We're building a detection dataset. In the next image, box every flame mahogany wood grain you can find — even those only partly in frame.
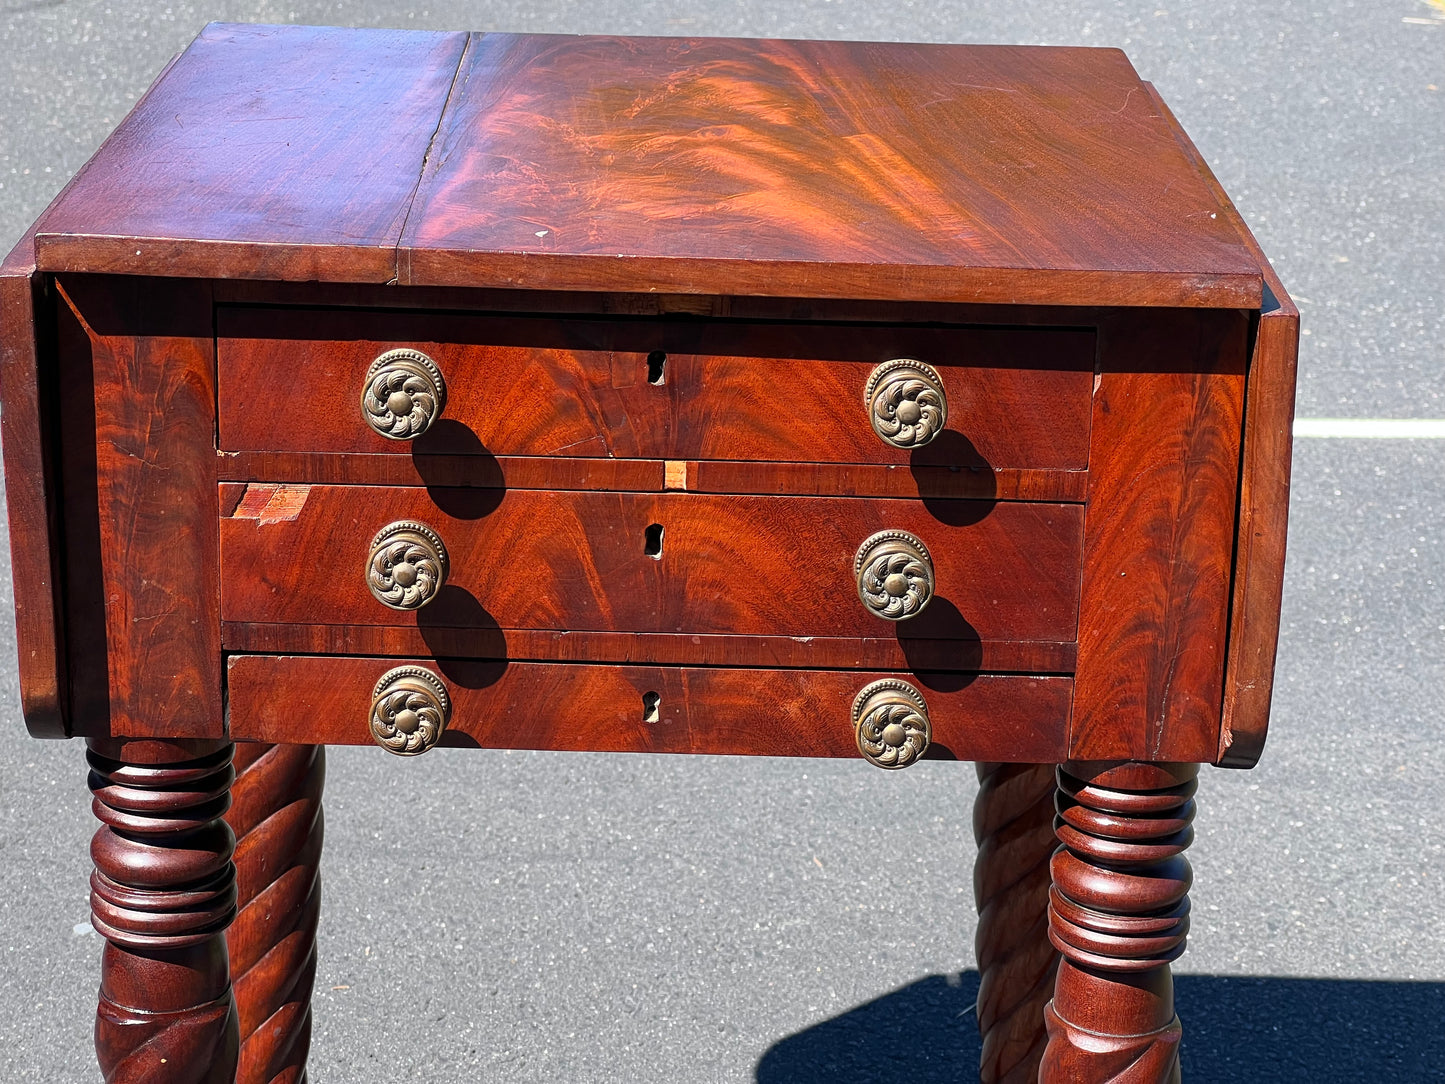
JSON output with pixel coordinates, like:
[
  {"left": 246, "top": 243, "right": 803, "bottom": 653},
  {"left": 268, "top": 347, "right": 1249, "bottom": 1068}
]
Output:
[
  {"left": 220, "top": 622, "right": 1077, "bottom": 673},
  {"left": 1070, "top": 309, "right": 1248, "bottom": 764},
  {"left": 87, "top": 738, "right": 239, "bottom": 1084},
  {"left": 226, "top": 743, "right": 324, "bottom": 1084},
  {"left": 219, "top": 485, "right": 1083, "bottom": 643},
  {"left": 218, "top": 307, "right": 1094, "bottom": 468},
  {"left": 1144, "top": 84, "right": 1299, "bottom": 769},
  {"left": 226, "top": 655, "right": 1073, "bottom": 761},
  {"left": 33, "top": 23, "right": 469, "bottom": 284},
  {"left": 0, "top": 47, "right": 196, "bottom": 738},
  {"left": 401, "top": 35, "right": 1260, "bottom": 307},
  {"left": 1042, "top": 761, "right": 1198, "bottom": 1083},
  {"left": 29, "top": 29, "right": 1260, "bottom": 308},
  {"left": 55, "top": 276, "right": 224, "bottom": 739},
  {"left": 973, "top": 762, "right": 1060, "bottom": 1084}
]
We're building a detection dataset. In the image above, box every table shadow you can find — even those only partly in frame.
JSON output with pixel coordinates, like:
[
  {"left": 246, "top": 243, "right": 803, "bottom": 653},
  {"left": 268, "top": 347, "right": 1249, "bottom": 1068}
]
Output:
[{"left": 754, "top": 971, "right": 1445, "bottom": 1083}]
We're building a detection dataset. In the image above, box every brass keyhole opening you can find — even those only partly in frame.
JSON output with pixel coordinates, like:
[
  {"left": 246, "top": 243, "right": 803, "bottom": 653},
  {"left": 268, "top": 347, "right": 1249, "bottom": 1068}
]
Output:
[
  {"left": 642, "top": 691, "right": 661, "bottom": 723},
  {"left": 644, "top": 523, "right": 664, "bottom": 559},
  {"left": 647, "top": 351, "right": 667, "bottom": 385}
]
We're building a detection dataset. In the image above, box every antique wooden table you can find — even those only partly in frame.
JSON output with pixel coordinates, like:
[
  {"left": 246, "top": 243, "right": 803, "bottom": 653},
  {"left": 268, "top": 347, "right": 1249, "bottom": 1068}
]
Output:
[{"left": 0, "top": 23, "right": 1297, "bottom": 1084}]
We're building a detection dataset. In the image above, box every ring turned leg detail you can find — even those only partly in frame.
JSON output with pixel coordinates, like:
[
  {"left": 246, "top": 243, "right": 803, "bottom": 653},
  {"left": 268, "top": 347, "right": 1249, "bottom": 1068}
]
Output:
[
  {"left": 87, "top": 738, "right": 240, "bottom": 1084},
  {"left": 226, "top": 743, "right": 325, "bottom": 1084},
  {"left": 1040, "top": 761, "right": 1198, "bottom": 1083},
  {"left": 972, "top": 762, "right": 1060, "bottom": 1083}
]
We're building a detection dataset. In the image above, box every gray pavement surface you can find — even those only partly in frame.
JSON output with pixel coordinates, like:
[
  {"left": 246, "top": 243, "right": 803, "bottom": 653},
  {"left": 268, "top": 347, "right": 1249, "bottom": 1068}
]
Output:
[{"left": 0, "top": 1, "right": 1442, "bottom": 1080}]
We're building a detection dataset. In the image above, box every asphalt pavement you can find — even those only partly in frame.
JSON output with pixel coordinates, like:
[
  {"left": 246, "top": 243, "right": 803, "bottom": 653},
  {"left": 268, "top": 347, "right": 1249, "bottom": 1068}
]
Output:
[{"left": 0, "top": 1, "right": 1442, "bottom": 1080}]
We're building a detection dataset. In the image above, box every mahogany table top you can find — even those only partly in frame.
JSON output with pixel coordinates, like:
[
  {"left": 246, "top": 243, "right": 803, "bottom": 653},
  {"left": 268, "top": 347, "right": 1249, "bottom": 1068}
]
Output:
[{"left": 28, "top": 22, "right": 1261, "bottom": 308}]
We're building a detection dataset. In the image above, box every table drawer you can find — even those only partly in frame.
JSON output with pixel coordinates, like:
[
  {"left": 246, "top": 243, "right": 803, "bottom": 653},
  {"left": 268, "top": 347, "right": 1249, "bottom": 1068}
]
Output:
[
  {"left": 219, "top": 484, "right": 1083, "bottom": 643},
  {"left": 217, "top": 307, "right": 1094, "bottom": 469},
  {"left": 226, "top": 653, "right": 1073, "bottom": 763}
]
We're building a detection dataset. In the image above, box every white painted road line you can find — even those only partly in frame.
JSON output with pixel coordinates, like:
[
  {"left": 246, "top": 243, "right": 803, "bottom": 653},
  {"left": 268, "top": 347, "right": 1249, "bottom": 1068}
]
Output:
[{"left": 1293, "top": 418, "right": 1445, "bottom": 438}]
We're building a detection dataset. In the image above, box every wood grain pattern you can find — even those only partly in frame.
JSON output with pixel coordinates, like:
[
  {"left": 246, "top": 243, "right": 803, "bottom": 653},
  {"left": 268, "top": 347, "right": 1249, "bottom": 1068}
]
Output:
[
  {"left": 1144, "top": 84, "right": 1298, "bottom": 769},
  {"left": 402, "top": 35, "right": 1260, "bottom": 306},
  {"left": 226, "top": 743, "right": 324, "bottom": 1084},
  {"left": 1042, "top": 761, "right": 1197, "bottom": 1083},
  {"left": 219, "top": 485, "right": 1083, "bottom": 643},
  {"left": 219, "top": 622, "right": 1077, "bottom": 673},
  {"left": 226, "top": 654, "right": 1073, "bottom": 761},
  {"left": 973, "top": 762, "right": 1059, "bottom": 1084},
  {"left": 29, "top": 29, "right": 1260, "bottom": 307},
  {"left": 218, "top": 306, "right": 1093, "bottom": 468},
  {"left": 56, "top": 276, "right": 223, "bottom": 738},
  {"left": 1069, "top": 310, "right": 1247, "bottom": 763},
  {"left": 87, "top": 738, "right": 239, "bottom": 1084},
  {"left": 0, "top": 49, "right": 203, "bottom": 740},
  {"left": 34, "top": 23, "right": 468, "bottom": 283}
]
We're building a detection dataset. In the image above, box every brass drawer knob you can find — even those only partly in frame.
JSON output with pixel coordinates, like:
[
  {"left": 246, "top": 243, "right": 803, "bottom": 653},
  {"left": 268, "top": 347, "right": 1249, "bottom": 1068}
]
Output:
[
  {"left": 370, "top": 666, "right": 450, "bottom": 756},
  {"left": 865, "top": 358, "right": 947, "bottom": 449},
  {"left": 361, "top": 348, "right": 447, "bottom": 439},
  {"left": 367, "top": 521, "right": 448, "bottom": 610},
  {"left": 853, "top": 678, "right": 931, "bottom": 769},
  {"left": 855, "top": 530, "right": 934, "bottom": 621}
]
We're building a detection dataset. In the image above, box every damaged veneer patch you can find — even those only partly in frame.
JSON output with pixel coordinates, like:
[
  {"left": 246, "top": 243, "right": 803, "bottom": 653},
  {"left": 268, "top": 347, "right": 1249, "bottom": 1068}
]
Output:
[{"left": 231, "top": 483, "right": 312, "bottom": 524}]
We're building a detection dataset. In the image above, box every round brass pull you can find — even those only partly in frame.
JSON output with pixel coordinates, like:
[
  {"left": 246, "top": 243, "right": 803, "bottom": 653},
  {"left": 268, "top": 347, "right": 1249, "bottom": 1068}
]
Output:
[
  {"left": 853, "top": 678, "right": 931, "bottom": 769},
  {"left": 361, "top": 348, "right": 447, "bottom": 439},
  {"left": 855, "top": 530, "right": 934, "bottom": 621},
  {"left": 864, "top": 358, "right": 947, "bottom": 449},
  {"left": 370, "top": 666, "right": 450, "bottom": 756},
  {"left": 367, "top": 521, "right": 448, "bottom": 610}
]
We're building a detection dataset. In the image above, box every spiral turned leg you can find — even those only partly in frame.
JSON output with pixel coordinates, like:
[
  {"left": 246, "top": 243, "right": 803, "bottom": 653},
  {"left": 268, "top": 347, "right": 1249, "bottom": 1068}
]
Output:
[
  {"left": 226, "top": 743, "right": 325, "bottom": 1084},
  {"left": 972, "top": 762, "right": 1060, "bottom": 1084},
  {"left": 1041, "top": 761, "right": 1199, "bottom": 1084},
  {"left": 87, "top": 738, "right": 240, "bottom": 1084}
]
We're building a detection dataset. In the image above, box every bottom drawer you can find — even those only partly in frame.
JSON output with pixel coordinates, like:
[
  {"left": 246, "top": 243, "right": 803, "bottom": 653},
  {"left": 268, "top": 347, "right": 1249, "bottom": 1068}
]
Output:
[{"left": 226, "top": 655, "right": 1071, "bottom": 764}]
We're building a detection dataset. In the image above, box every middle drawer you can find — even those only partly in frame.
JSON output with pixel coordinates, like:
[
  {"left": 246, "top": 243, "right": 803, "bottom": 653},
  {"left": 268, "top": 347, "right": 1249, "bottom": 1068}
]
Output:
[{"left": 220, "top": 485, "right": 1082, "bottom": 644}]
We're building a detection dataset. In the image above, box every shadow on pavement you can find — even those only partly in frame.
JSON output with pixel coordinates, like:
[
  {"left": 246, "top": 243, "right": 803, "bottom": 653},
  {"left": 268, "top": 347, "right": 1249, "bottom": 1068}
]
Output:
[{"left": 755, "top": 971, "right": 1445, "bottom": 1082}]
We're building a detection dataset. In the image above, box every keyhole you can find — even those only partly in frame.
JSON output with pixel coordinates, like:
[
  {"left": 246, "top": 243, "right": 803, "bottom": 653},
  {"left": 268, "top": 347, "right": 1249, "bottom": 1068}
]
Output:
[
  {"left": 644, "top": 523, "right": 664, "bottom": 558},
  {"left": 642, "top": 691, "right": 661, "bottom": 723},
  {"left": 647, "top": 351, "right": 667, "bottom": 385}
]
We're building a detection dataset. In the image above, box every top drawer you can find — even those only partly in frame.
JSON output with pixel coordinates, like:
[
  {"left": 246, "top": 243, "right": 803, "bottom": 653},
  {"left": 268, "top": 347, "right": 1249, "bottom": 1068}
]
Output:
[{"left": 217, "top": 308, "right": 1094, "bottom": 469}]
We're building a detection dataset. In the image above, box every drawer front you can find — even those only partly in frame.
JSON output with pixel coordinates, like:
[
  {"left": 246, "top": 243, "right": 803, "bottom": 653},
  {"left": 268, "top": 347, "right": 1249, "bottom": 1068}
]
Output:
[
  {"left": 217, "top": 307, "right": 1094, "bottom": 469},
  {"left": 226, "top": 654, "right": 1073, "bottom": 763},
  {"left": 220, "top": 485, "right": 1083, "bottom": 643}
]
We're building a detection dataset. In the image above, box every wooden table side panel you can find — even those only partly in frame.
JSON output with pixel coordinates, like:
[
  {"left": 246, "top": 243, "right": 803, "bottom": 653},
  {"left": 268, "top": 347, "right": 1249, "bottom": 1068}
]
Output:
[
  {"left": 56, "top": 276, "right": 223, "bottom": 738},
  {"left": 1217, "top": 295, "right": 1297, "bottom": 767},
  {"left": 227, "top": 654, "right": 1072, "bottom": 761},
  {"left": 0, "top": 260, "right": 67, "bottom": 735},
  {"left": 1143, "top": 82, "right": 1299, "bottom": 768},
  {"left": 1070, "top": 309, "right": 1248, "bottom": 762},
  {"left": 219, "top": 487, "right": 1084, "bottom": 642},
  {"left": 0, "top": 69, "right": 193, "bottom": 737}
]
